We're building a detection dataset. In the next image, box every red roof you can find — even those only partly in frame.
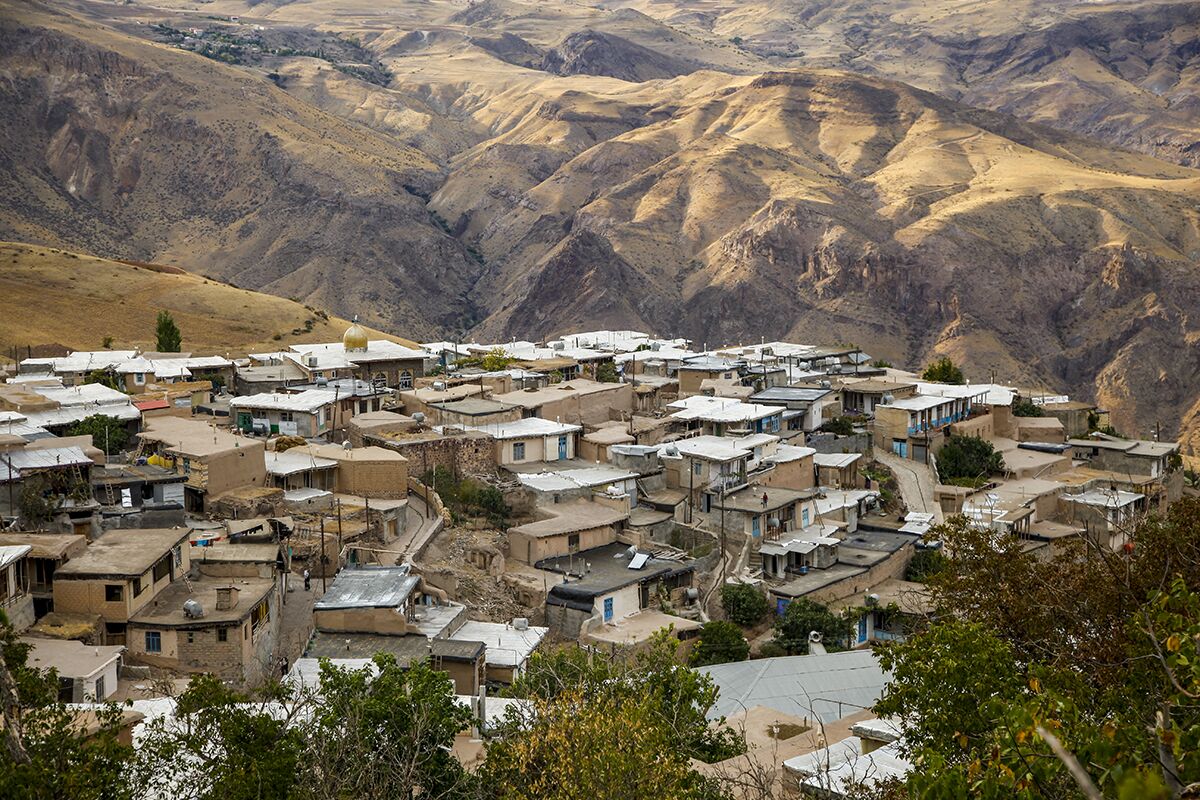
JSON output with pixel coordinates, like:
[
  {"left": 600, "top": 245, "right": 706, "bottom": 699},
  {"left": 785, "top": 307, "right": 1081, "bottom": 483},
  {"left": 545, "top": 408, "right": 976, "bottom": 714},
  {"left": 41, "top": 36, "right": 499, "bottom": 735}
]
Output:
[{"left": 134, "top": 399, "right": 170, "bottom": 411}]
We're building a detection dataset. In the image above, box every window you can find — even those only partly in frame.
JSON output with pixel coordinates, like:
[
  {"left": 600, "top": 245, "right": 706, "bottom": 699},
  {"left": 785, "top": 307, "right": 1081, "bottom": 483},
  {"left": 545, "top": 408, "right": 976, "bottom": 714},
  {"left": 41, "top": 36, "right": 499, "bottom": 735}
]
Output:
[
  {"left": 568, "top": 533, "right": 580, "bottom": 552},
  {"left": 251, "top": 598, "right": 270, "bottom": 633},
  {"left": 603, "top": 597, "right": 614, "bottom": 622},
  {"left": 186, "top": 632, "right": 195, "bottom": 644},
  {"left": 153, "top": 555, "right": 171, "bottom": 583},
  {"left": 279, "top": 411, "right": 295, "bottom": 422},
  {"left": 132, "top": 577, "right": 143, "bottom": 596},
  {"left": 692, "top": 461, "right": 702, "bottom": 476},
  {"left": 217, "top": 628, "right": 228, "bottom": 642},
  {"left": 512, "top": 442, "right": 526, "bottom": 461},
  {"left": 144, "top": 631, "right": 161, "bottom": 653},
  {"left": 359, "top": 400, "right": 368, "bottom": 414},
  {"left": 94, "top": 675, "right": 105, "bottom": 700},
  {"left": 801, "top": 508, "right": 810, "bottom": 527},
  {"left": 105, "top": 584, "right": 123, "bottom": 602},
  {"left": 134, "top": 373, "right": 146, "bottom": 385}
]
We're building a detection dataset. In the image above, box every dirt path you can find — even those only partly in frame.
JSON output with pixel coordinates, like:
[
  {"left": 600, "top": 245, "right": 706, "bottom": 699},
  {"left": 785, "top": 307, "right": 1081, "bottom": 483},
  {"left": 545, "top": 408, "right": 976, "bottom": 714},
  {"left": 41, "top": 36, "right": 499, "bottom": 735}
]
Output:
[{"left": 874, "top": 450, "right": 944, "bottom": 523}]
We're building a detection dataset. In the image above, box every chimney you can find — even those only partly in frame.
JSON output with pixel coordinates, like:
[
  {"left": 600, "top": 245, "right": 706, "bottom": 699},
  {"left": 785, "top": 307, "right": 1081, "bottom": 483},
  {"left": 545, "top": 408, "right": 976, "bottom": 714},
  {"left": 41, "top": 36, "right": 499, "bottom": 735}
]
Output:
[{"left": 215, "top": 586, "right": 239, "bottom": 611}]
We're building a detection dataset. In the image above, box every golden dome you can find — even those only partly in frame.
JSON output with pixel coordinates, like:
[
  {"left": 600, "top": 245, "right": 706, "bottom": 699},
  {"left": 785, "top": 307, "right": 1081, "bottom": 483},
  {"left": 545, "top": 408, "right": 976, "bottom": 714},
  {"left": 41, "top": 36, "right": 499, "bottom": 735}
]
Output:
[{"left": 343, "top": 316, "right": 369, "bottom": 352}]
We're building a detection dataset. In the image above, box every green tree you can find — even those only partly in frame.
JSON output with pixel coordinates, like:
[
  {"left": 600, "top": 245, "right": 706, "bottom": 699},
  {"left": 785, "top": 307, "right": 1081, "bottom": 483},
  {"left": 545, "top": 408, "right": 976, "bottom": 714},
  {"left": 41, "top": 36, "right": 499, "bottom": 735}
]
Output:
[
  {"left": 773, "top": 598, "right": 849, "bottom": 654},
  {"left": 480, "top": 347, "right": 514, "bottom": 372},
  {"left": 872, "top": 359, "right": 893, "bottom": 369},
  {"left": 921, "top": 356, "right": 965, "bottom": 384},
  {"left": 904, "top": 547, "right": 948, "bottom": 582},
  {"left": 594, "top": 360, "right": 619, "bottom": 383},
  {"left": 936, "top": 435, "right": 1004, "bottom": 484},
  {"left": 133, "top": 674, "right": 303, "bottom": 800},
  {"left": 67, "top": 414, "right": 128, "bottom": 455},
  {"left": 1011, "top": 397, "right": 1044, "bottom": 417},
  {"left": 820, "top": 416, "right": 856, "bottom": 436},
  {"left": 298, "top": 656, "right": 476, "bottom": 800},
  {"left": 0, "top": 612, "right": 133, "bottom": 800},
  {"left": 508, "top": 631, "right": 745, "bottom": 763},
  {"left": 83, "top": 368, "right": 121, "bottom": 391},
  {"left": 484, "top": 688, "right": 724, "bottom": 800},
  {"left": 689, "top": 620, "right": 750, "bottom": 666},
  {"left": 720, "top": 582, "right": 769, "bottom": 627},
  {"left": 155, "top": 309, "right": 182, "bottom": 352}
]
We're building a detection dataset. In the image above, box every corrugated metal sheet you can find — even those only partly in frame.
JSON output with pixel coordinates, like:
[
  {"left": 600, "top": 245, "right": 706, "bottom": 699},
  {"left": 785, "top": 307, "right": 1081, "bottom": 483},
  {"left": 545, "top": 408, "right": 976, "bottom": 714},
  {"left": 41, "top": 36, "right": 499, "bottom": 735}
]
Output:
[
  {"left": 314, "top": 566, "right": 418, "bottom": 610},
  {"left": 698, "top": 650, "right": 887, "bottom": 723}
]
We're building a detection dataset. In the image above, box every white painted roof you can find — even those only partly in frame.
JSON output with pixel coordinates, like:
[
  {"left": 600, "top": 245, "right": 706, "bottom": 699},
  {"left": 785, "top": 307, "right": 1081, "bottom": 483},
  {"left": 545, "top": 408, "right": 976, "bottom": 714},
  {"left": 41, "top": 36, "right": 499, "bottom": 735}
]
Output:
[
  {"left": 668, "top": 396, "right": 780, "bottom": 423},
  {"left": 1068, "top": 489, "right": 1144, "bottom": 508},
  {"left": 0, "top": 545, "right": 31, "bottom": 569},
  {"left": 230, "top": 390, "right": 338, "bottom": 413},
  {"left": 518, "top": 466, "right": 637, "bottom": 492},
  {"left": 813, "top": 452, "right": 861, "bottom": 469},
  {"left": 264, "top": 450, "right": 338, "bottom": 476},
  {"left": 462, "top": 417, "right": 581, "bottom": 440},
  {"left": 449, "top": 620, "right": 549, "bottom": 668}
]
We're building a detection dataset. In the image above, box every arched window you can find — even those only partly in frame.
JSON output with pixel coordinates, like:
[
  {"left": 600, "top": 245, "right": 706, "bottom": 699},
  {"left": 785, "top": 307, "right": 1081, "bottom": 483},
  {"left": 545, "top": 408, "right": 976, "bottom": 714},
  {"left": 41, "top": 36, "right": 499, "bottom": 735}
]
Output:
[{"left": 398, "top": 370, "right": 413, "bottom": 390}]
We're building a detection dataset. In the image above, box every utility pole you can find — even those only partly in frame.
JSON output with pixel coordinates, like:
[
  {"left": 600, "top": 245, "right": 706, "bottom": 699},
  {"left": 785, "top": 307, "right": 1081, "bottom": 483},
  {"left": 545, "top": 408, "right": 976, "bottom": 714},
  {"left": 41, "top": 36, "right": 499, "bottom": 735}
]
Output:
[
  {"left": 319, "top": 516, "right": 327, "bottom": 593},
  {"left": 336, "top": 498, "right": 344, "bottom": 557},
  {"left": 719, "top": 485, "right": 727, "bottom": 583}
]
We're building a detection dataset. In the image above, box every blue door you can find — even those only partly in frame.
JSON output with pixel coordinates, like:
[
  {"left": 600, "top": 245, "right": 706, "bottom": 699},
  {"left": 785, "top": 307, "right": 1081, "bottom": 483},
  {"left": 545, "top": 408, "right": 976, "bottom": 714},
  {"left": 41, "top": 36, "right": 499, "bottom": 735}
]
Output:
[
  {"left": 558, "top": 436, "right": 568, "bottom": 460},
  {"left": 858, "top": 615, "right": 868, "bottom": 644},
  {"left": 752, "top": 517, "right": 761, "bottom": 538},
  {"left": 603, "top": 597, "right": 614, "bottom": 622}
]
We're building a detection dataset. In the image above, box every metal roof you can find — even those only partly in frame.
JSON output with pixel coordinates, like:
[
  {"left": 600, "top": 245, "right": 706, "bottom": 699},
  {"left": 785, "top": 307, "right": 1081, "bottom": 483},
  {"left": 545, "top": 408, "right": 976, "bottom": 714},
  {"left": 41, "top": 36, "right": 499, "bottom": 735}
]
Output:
[
  {"left": 699, "top": 650, "right": 888, "bottom": 723},
  {"left": 313, "top": 566, "right": 419, "bottom": 610},
  {"left": 1, "top": 445, "right": 93, "bottom": 480}
]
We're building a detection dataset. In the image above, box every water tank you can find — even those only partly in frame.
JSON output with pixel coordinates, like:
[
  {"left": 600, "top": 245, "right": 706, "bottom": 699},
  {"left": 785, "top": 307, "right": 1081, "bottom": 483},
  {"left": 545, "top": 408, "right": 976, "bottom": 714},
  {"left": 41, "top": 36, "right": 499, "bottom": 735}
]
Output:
[
  {"left": 183, "top": 599, "right": 204, "bottom": 619},
  {"left": 552, "top": 341, "right": 565, "bottom": 350},
  {"left": 684, "top": 587, "right": 699, "bottom": 602},
  {"left": 820, "top": 380, "right": 831, "bottom": 389},
  {"left": 866, "top": 593, "right": 880, "bottom": 607},
  {"left": 513, "top": 617, "right": 529, "bottom": 631},
  {"left": 412, "top": 412, "right": 426, "bottom": 424},
  {"left": 881, "top": 393, "right": 895, "bottom": 405},
  {"left": 808, "top": 631, "right": 823, "bottom": 643},
  {"left": 315, "top": 376, "right": 328, "bottom": 386},
  {"left": 651, "top": 342, "right": 661, "bottom": 351},
  {"left": 433, "top": 381, "right": 447, "bottom": 391}
]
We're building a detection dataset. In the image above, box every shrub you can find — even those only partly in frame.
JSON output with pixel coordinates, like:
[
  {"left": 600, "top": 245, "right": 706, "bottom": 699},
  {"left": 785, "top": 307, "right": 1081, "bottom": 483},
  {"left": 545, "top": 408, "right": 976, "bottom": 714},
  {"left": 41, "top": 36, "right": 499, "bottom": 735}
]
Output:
[
  {"left": 921, "top": 357, "right": 964, "bottom": 385},
  {"left": 773, "top": 598, "right": 849, "bottom": 654},
  {"left": 688, "top": 621, "right": 749, "bottom": 666},
  {"left": 905, "top": 548, "right": 948, "bottom": 583},
  {"left": 819, "top": 416, "right": 856, "bottom": 437},
  {"left": 1011, "top": 397, "right": 1043, "bottom": 417},
  {"left": 936, "top": 435, "right": 1004, "bottom": 483},
  {"left": 721, "top": 583, "right": 769, "bottom": 627}
]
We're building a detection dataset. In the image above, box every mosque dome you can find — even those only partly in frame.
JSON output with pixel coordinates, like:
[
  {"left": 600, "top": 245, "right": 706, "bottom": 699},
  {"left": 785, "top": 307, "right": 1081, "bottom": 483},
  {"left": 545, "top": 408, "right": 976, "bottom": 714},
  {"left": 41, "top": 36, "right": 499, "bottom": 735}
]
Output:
[{"left": 343, "top": 316, "right": 369, "bottom": 352}]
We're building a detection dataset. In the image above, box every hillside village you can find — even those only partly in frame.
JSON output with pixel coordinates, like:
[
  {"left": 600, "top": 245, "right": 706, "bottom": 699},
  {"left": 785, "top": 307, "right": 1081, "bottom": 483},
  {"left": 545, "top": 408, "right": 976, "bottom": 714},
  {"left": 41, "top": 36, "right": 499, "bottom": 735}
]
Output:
[{"left": 0, "top": 316, "right": 1189, "bottom": 797}]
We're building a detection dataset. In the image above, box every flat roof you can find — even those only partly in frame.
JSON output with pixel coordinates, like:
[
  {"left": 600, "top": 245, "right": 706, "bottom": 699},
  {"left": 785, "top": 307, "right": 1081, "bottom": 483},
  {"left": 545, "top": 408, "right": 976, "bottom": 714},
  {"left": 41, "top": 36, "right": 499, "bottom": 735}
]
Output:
[
  {"left": 813, "top": 452, "right": 861, "bottom": 469},
  {"left": 492, "top": 379, "right": 625, "bottom": 408},
  {"left": 139, "top": 417, "right": 259, "bottom": 457},
  {"left": 265, "top": 449, "right": 338, "bottom": 476},
  {"left": 668, "top": 396, "right": 780, "bottom": 423},
  {"left": 750, "top": 387, "right": 832, "bottom": 404},
  {"left": 0, "top": 532, "right": 86, "bottom": 560},
  {"left": 23, "top": 637, "right": 124, "bottom": 679},
  {"left": 305, "top": 631, "right": 484, "bottom": 663},
  {"left": 55, "top": 528, "right": 191, "bottom": 579},
  {"left": 541, "top": 542, "right": 695, "bottom": 601},
  {"left": 448, "top": 621, "right": 549, "bottom": 668},
  {"left": 719, "top": 485, "right": 817, "bottom": 513},
  {"left": 462, "top": 417, "right": 581, "bottom": 440},
  {"left": 508, "top": 500, "right": 629, "bottom": 539},
  {"left": 839, "top": 379, "right": 916, "bottom": 393},
  {"left": 314, "top": 566, "right": 419, "bottom": 610},
  {"left": 231, "top": 389, "right": 338, "bottom": 413},
  {"left": 429, "top": 397, "right": 518, "bottom": 416},
  {"left": 517, "top": 466, "right": 638, "bottom": 493},
  {"left": 130, "top": 576, "right": 276, "bottom": 627},
  {"left": 190, "top": 543, "right": 281, "bottom": 564}
]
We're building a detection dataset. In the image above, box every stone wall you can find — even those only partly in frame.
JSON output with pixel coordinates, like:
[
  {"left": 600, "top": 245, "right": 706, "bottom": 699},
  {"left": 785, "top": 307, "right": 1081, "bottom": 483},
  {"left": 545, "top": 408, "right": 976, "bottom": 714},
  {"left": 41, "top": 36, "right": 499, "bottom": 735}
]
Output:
[{"left": 367, "top": 431, "right": 496, "bottom": 480}]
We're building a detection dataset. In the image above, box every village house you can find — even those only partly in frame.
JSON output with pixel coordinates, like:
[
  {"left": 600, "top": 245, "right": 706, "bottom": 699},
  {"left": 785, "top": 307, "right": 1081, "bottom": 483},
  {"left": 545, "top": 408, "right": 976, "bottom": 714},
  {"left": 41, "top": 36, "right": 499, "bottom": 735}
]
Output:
[
  {"left": 0, "top": 436, "right": 98, "bottom": 530},
  {"left": 399, "top": 382, "right": 491, "bottom": 420},
  {"left": 307, "top": 565, "right": 485, "bottom": 694},
  {"left": 515, "top": 465, "right": 640, "bottom": 510},
  {"left": 126, "top": 575, "right": 280, "bottom": 684},
  {"left": 286, "top": 322, "right": 429, "bottom": 389},
  {"left": 446, "top": 619, "right": 549, "bottom": 686},
  {"left": 539, "top": 542, "right": 697, "bottom": 640},
  {"left": 814, "top": 452, "right": 862, "bottom": 489},
  {"left": 837, "top": 378, "right": 918, "bottom": 417},
  {"left": 874, "top": 385, "right": 990, "bottom": 462},
  {"left": 676, "top": 356, "right": 742, "bottom": 397},
  {"left": 506, "top": 500, "right": 629, "bottom": 564},
  {"left": 114, "top": 355, "right": 234, "bottom": 394},
  {"left": 287, "top": 443, "right": 409, "bottom": 499},
  {"left": 287, "top": 378, "right": 394, "bottom": 434},
  {"left": 22, "top": 636, "right": 123, "bottom": 701},
  {"left": 706, "top": 484, "right": 821, "bottom": 541},
  {"left": 52, "top": 527, "right": 192, "bottom": 645},
  {"left": 750, "top": 386, "right": 840, "bottom": 433},
  {"left": 231, "top": 390, "right": 338, "bottom": 438},
  {"left": 668, "top": 396, "right": 784, "bottom": 437},
  {"left": 0, "top": 532, "right": 87, "bottom": 618},
  {"left": 91, "top": 462, "right": 187, "bottom": 526},
  {"left": 137, "top": 417, "right": 267, "bottom": 512},
  {"left": 19, "top": 351, "right": 140, "bottom": 386},
  {"left": 491, "top": 379, "right": 633, "bottom": 428},
  {"left": 0, "top": 545, "right": 34, "bottom": 629},
  {"left": 0, "top": 379, "right": 140, "bottom": 436},
  {"left": 461, "top": 417, "right": 581, "bottom": 466},
  {"left": 233, "top": 358, "right": 307, "bottom": 396}
]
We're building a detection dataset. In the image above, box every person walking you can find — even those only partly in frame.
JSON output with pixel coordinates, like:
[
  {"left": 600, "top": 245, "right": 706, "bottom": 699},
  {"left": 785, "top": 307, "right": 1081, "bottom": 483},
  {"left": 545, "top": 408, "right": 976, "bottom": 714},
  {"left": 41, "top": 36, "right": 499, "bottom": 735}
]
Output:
[{"left": 303, "top": 568, "right": 311, "bottom": 591}]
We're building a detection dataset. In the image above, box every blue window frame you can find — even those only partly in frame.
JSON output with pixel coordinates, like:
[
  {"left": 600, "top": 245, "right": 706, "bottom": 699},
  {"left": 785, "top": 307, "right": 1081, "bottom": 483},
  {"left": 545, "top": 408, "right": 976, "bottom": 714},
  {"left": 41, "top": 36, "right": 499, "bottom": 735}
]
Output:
[
  {"left": 752, "top": 517, "right": 761, "bottom": 538},
  {"left": 145, "top": 631, "right": 161, "bottom": 654},
  {"left": 603, "top": 597, "right": 614, "bottom": 622}
]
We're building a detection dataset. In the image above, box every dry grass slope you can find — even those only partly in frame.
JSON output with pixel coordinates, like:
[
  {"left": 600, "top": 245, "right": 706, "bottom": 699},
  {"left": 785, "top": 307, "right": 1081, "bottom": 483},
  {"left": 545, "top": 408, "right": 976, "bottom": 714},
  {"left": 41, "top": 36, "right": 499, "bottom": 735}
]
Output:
[{"left": 0, "top": 243, "right": 412, "bottom": 355}]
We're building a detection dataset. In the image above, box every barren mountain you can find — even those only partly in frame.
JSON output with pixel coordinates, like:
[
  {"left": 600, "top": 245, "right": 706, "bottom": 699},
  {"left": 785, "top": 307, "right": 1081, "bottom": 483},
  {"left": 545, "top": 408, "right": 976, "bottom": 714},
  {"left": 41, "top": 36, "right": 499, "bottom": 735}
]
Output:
[{"left": 3, "top": 0, "right": 1200, "bottom": 445}]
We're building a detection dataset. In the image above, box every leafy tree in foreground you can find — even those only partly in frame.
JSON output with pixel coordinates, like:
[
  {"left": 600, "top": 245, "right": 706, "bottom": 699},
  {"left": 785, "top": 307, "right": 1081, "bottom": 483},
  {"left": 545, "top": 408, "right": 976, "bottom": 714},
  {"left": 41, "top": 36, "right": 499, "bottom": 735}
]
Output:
[
  {"left": 594, "top": 360, "right": 619, "bottom": 383},
  {"left": 507, "top": 630, "right": 745, "bottom": 763},
  {"left": 921, "top": 356, "right": 965, "bottom": 385},
  {"left": 873, "top": 499, "right": 1200, "bottom": 798},
  {"left": 0, "top": 613, "right": 132, "bottom": 800},
  {"left": 155, "top": 309, "right": 182, "bottom": 352},
  {"left": 773, "top": 598, "right": 849, "bottom": 654},
  {"left": 721, "top": 582, "right": 769, "bottom": 627},
  {"left": 689, "top": 621, "right": 750, "bottom": 667}
]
